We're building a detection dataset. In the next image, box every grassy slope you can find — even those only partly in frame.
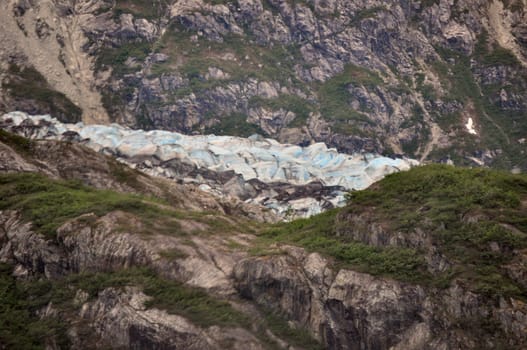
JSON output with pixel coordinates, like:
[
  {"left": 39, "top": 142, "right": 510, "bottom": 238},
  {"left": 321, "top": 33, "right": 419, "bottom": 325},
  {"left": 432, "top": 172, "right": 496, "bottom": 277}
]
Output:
[
  {"left": 0, "top": 132, "right": 322, "bottom": 349},
  {"left": 0, "top": 264, "right": 323, "bottom": 349},
  {"left": 258, "top": 164, "right": 527, "bottom": 299},
  {"left": 256, "top": 208, "right": 431, "bottom": 283},
  {"left": 0, "top": 171, "right": 322, "bottom": 349},
  {"left": 428, "top": 40, "right": 527, "bottom": 169},
  {"left": 0, "top": 263, "right": 69, "bottom": 349},
  {"left": 2, "top": 130, "right": 526, "bottom": 292},
  {"left": 0, "top": 264, "right": 250, "bottom": 349},
  {"left": 0, "top": 129, "right": 33, "bottom": 155},
  {"left": 1, "top": 131, "right": 526, "bottom": 344}
]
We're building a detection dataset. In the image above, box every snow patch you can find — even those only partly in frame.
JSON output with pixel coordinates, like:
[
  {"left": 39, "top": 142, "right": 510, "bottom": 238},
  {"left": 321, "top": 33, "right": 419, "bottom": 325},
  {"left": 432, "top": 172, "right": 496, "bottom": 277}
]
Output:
[{"left": 465, "top": 118, "right": 477, "bottom": 135}]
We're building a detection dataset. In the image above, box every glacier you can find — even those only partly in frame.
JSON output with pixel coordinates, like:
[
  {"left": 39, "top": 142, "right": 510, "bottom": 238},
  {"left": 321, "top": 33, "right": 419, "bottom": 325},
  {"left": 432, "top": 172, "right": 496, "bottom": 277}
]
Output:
[{"left": 1, "top": 111, "right": 419, "bottom": 218}]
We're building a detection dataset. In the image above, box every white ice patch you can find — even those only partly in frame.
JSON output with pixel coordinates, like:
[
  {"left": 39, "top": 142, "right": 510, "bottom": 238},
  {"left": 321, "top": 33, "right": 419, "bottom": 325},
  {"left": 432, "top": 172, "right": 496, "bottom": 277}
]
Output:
[{"left": 465, "top": 118, "right": 477, "bottom": 135}]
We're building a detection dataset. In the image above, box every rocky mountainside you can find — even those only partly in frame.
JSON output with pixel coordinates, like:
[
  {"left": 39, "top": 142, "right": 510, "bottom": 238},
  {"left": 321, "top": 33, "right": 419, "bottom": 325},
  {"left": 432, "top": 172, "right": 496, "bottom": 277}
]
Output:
[
  {"left": 1, "top": 130, "right": 526, "bottom": 349},
  {"left": 1, "top": 0, "right": 527, "bottom": 169},
  {"left": 1, "top": 1, "right": 527, "bottom": 348}
]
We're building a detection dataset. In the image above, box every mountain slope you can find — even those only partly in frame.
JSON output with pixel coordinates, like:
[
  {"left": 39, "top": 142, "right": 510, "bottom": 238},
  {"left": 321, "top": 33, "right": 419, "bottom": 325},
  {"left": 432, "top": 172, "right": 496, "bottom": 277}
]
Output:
[
  {"left": 239, "top": 164, "right": 527, "bottom": 349},
  {"left": 0, "top": 132, "right": 319, "bottom": 349},
  {"left": 1, "top": 0, "right": 526, "bottom": 169},
  {"left": 0, "top": 132, "right": 526, "bottom": 349}
]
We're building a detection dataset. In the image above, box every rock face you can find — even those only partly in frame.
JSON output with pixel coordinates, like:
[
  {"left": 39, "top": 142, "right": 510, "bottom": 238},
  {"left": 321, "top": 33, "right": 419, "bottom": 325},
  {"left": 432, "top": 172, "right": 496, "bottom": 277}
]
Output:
[
  {"left": 0, "top": 209, "right": 266, "bottom": 349},
  {"left": 3, "top": 206, "right": 524, "bottom": 349},
  {"left": 233, "top": 247, "right": 527, "bottom": 349},
  {"left": 1, "top": 111, "right": 418, "bottom": 218},
  {"left": 1, "top": 0, "right": 526, "bottom": 169},
  {"left": 78, "top": 287, "right": 216, "bottom": 350},
  {"left": 0, "top": 0, "right": 110, "bottom": 124},
  {"left": 0, "top": 125, "right": 280, "bottom": 223}
]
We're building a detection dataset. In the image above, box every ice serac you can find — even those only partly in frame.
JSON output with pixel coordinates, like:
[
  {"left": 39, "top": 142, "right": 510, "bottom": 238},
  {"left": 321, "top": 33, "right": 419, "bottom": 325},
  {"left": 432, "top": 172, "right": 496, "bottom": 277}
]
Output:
[{"left": 1, "top": 111, "right": 418, "bottom": 217}]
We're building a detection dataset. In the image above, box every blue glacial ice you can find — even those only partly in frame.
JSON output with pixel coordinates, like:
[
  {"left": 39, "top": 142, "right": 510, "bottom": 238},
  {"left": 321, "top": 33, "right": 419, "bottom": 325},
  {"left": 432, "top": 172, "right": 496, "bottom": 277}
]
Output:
[{"left": 1, "top": 111, "right": 418, "bottom": 191}]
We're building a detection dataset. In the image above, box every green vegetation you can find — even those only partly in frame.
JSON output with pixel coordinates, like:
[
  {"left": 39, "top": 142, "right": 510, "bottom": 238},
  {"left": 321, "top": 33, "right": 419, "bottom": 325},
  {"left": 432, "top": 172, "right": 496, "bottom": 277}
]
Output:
[
  {"left": 349, "top": 6, "right": 386, "bottom": 25},
  {"left": 262, "top": 310, "right": 324, "bottom": 350},
  {"left": 2, "top": 262, "right": 323, "bottom": 348},
  {"left": 0, "top": 129, "right": 33, "bottom": 155},
  {"left": 159, "top": 249, "right": 189, "bottom": 260},
  {"left": 257, "top": 209, "right": 430, "bottom": 284},
  {"left": 431, "top": 43, "right": 527, "bottom": 169},
  {"left": 474, "top": 30, "right": 521, "bottom": 67},
  {"left": 0, "top": 166, "right": 253, "bottom": 239},
  {"left": 112, "top": 0, "right": 166, "bottom": 20},
  {"left": 101, "top": 85, "right": 136, "bottom": 124},
  {"left": 155, "top": 27, "right": 304, "bottom": 86},
  {"left": 0, "top": 266, "right": 249, "bottom": 347},
  {"left": 60, "top": 268, "right": 250, "bottom": 328},
  {"left": 401, "top": 130, "right": 426, "bottom": 155},
  {"left": 418, "top": 0, "right": 440, "bottom": 9},
  {"left": 5, "top": 65, "right": 82, "bottom": 123},
  {"left": 62, "top": 269, "right": 321, "bottom": 347},
  {"left": 345, "top": 165, "right": 527, "bottom": 298},
  {"left": 204, "top": 112, "right": 267, "bottom": 137},
  {"left": 94, "top": 40, "right": 152, "bottom": 123},
  {"left": 249, "top": 95, "right": 316, "bottom": 127},
  {"left": 202, "top": 0, "right": 233, "bottom": 5},
  {"left": 0, "top": 263, "right": 69, "bottom": 349},
  {"left": 108, "top": 157, "right": 144, "bottom": 190},
  {"left": 141, "top": 25, "right": 309, "bottom": 133},
  {"left": 0, "top": 136, "right": 324, "bottom": 347},
  {"left": 482, "top": 45, "right": 521, "bottom": 67},
  {"left": 2, "top": 131, "right": 526, "bottom": 345},
  {"left": 96, "top": 42, "right": 152, "bottom": 76},
  {"left": 0, "top": 172, "right": 178, "bottom": 238},
  {"left": 258, "top": 165, "right": 527, "bottom": 298},
  {"left": 416, "top": 80, "right": 437, "bottom": 102},
  {"left": 258, "top": 0, "right": 316, "bottom": 16},
  {"left": 501, "top": 0, "right": 525, "bottom": 13},
  {"left": 318, "top": 64, "right": 383, "bottom": 134},
  {"left": 431, "top": 49, "right": 496, "bottom": 149},
  {"left": 399, "top": 104, "right": 430, "bottom": 156}
]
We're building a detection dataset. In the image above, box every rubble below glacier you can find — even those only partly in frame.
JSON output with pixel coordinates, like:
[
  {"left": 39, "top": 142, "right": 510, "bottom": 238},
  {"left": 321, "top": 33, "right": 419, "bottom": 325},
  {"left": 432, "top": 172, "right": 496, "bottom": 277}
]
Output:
[{"left": 1, "top": 112, "right": 418, "bottom": 218}]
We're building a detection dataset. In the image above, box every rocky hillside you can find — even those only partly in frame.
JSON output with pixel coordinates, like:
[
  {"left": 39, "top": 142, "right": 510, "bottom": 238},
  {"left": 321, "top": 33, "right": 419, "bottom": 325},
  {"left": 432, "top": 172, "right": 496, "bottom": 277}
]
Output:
[
  {"left": 1, "top": 0, "right": 527, "bottom": 169},
  {"left": 0, "top": 130, "right": 526, "bottom": 349}
]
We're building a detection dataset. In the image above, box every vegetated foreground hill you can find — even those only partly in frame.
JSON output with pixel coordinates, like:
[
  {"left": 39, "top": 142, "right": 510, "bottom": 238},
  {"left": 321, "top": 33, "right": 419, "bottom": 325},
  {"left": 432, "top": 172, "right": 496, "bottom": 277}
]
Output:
[
  {"left": 0, "top": 130, "right": 526, "bottom": 349},
  {"left": 1, "top": 0, "right": 527, "bottom": 169}
]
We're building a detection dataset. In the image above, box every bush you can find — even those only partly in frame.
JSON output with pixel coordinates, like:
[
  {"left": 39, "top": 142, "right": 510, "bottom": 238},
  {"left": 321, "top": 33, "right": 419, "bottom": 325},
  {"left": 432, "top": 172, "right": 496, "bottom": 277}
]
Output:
[
  {"left": 0, "top": 129, "right": 33, "bottom": 155},
  {"left": 0, "top": 264, "right": 69, "bottom": 349},
  {"left": 318, "top": 64, "right": 382, "bottom": 131},
  {"left": 259, "top": 165, "right": 527, "bottom": 298},
  {"left": 205, "top": 113, "right": 267, "bottom": 137}
]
